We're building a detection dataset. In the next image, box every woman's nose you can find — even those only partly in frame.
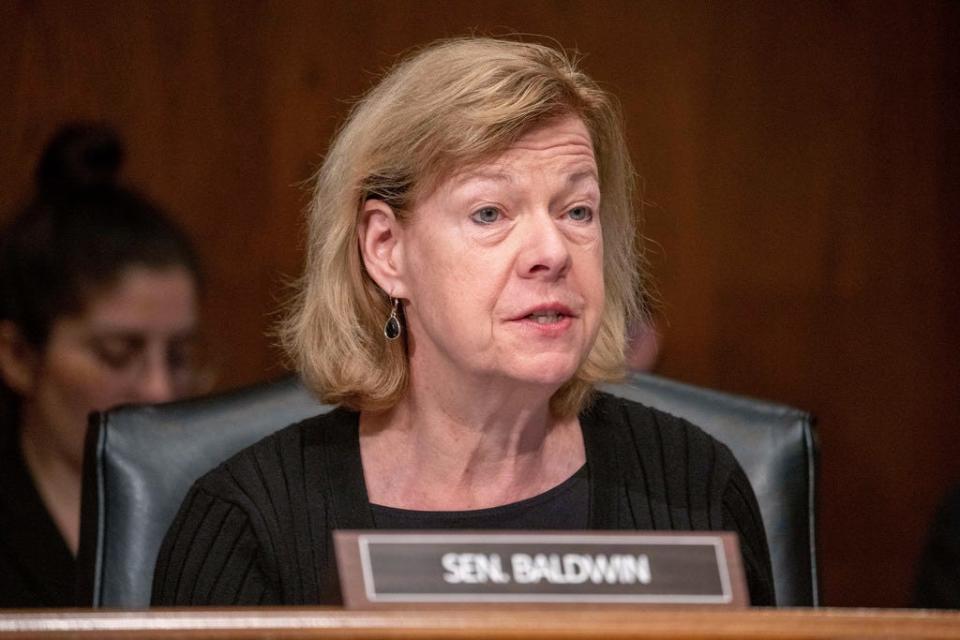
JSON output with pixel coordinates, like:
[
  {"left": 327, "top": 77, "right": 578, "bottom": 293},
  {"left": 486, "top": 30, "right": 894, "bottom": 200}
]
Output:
[
  {"left": 134, "top": 357, "right": 177, "bottom": 404},
  {"left": 516, "top": 211, "right": 572, "bottom": 279}
]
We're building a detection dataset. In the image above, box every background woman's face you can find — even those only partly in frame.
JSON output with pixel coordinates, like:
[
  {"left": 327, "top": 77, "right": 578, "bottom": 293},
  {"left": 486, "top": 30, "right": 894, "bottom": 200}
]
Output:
[
  {"left": 397, "top": 115, "right": 605, "bottom": 395},
  {"left": 24, "top": 265, "right": 199, "bottom": 467}
]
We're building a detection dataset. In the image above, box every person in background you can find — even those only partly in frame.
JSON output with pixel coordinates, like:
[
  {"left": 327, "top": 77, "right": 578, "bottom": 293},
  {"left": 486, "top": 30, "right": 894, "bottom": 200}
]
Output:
[
  {"left": 152, "top": 37, "right": 774, "bottom": 606},
  {"left": 0, "top": 124, "right": 203, "bottom": 606},
  {"left": 626, "top": 321, "right": 661, "bottom": 372},
  {"left": 914, "top": 483, "right": 960, "bottom": 609}
]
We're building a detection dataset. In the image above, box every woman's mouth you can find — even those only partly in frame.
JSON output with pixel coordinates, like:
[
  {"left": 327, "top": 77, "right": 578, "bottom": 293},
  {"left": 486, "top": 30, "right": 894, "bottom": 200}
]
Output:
[{"left": 526, "top": 311, "right": 567, "bottom": 324}]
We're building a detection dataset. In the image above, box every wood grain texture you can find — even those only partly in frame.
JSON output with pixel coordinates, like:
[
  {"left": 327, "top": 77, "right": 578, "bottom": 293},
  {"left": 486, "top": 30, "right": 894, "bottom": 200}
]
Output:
[
  {"left": 1, "top": 608, "right": 960, "bottom": 640},
  {"left": 1, "top": 0, "right": 957, "bottom": 607}
]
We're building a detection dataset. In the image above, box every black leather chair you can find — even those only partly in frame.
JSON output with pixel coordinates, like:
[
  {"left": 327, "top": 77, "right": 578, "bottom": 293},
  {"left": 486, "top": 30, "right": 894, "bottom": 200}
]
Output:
[{"left": 77, "top": 372, "right": 817, "bottom": 607}]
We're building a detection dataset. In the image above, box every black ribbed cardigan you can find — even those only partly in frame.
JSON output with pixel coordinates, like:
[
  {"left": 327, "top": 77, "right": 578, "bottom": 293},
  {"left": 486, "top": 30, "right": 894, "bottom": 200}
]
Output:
[{"left": 152, "top": 392, "right": 775, "bottom": 606}]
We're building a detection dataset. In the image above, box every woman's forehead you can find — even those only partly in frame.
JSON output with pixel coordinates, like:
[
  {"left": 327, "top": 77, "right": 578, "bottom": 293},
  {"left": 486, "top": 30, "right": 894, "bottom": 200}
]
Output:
[
  {"left": 73, "top": 267, "right": 198, "bottom": 332},
  {"left": 441, "top": 119, "right": 597, "bottom": 186}
]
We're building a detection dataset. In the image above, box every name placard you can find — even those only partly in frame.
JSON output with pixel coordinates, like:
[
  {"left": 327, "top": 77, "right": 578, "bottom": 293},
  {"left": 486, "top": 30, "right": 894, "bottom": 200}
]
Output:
[{"left": 334, "top": 531, "right": 748, "bottom": 608}]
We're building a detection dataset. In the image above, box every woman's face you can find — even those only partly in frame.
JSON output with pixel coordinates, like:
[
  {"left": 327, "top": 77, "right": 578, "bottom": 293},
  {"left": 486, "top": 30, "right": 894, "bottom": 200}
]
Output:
[
  {"left": 18, "top": 266, "right": 199, "bottom": 467},
  {"left": 391, "top": 115, "right": 605, "bottom": 394}
]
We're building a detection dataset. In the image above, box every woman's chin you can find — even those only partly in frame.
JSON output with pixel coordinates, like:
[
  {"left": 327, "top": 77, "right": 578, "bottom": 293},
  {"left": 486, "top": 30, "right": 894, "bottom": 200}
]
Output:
[{"left": 498, "top": 357, "right": 583, "bottom": 390}]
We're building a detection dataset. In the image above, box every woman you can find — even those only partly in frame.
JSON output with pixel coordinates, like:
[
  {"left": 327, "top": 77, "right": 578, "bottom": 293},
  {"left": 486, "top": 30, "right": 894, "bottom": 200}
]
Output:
[
  {"left": 152, "top": 37, "right": 775, "bottom": 606},
  {"left": 0, "top": 124, "right": 203, "bottom": 606}
]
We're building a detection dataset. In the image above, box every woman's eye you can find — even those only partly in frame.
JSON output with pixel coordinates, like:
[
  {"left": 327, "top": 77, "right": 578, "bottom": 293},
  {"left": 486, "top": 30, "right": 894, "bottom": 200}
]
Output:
[
  {"left": 567, "top": 206, "right": 593, "bottom": 222},
  {"left": 91, "top": 342, "right": 139, "bottom": 370},
  {"left": 470, "top": 207, "right": 501, "bottom": 224}
]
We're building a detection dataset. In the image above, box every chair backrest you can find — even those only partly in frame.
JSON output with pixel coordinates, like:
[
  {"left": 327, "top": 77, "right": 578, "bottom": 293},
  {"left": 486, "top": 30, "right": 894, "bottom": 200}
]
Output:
[{"left": 78, "top": 372, "right": 817, "bottom": 607}]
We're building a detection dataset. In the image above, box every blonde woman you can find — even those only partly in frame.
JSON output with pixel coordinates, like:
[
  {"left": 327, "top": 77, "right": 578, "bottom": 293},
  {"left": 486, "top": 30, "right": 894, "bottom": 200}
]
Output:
[{"left": 152, "top": 37, "right": 774, "bottom": 606}]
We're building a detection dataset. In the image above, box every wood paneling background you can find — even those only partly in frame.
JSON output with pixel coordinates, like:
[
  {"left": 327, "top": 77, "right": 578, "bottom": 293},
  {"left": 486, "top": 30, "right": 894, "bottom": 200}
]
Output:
[{"left": 1, "top": 1, "right": 957, "bottom": 607}]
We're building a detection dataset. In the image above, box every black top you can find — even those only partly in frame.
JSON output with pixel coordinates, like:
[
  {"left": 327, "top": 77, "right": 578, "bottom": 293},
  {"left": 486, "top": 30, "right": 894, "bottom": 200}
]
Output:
[
  {"left": 152, "top": 392, "right": 775, "bottom": 606},
  {"left": 0, "top": 431, "right": 76, "bottom": 607},
  {"left": 370, "top": 464, "right": 590, "bottom": 531}
]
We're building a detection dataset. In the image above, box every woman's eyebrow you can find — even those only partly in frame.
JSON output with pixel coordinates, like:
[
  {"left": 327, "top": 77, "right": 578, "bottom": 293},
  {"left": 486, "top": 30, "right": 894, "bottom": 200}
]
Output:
[
  {"left": 89, "top": 329, "right": 144, "bottom": 340},
  {"left": 87, "top": 333, "right": 146, "bottom": 352},
  {"left": 567, "top": 169, "right": 600, "bottom": 186},
  {"left": 455, "top": 167, "right": 598, "bottom": 188}
]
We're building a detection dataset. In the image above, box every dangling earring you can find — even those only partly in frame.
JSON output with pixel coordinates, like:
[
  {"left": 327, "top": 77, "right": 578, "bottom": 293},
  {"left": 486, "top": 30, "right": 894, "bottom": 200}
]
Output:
[{"left": 384, "top": 297, "right": 402, "bottom": 341}]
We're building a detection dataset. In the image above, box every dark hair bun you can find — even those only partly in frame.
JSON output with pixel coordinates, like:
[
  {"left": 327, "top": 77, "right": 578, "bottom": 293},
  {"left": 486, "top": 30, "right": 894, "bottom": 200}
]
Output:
[{"left": 35, "top": 123, "right": 125, "bottom": 196}]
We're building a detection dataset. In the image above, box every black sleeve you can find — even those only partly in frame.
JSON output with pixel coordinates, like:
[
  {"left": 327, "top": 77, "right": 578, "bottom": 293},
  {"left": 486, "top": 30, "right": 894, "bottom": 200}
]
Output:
[
  {"left": 722, "top": 462, "right": 776, "bottom": 606},
  {"left": 151, "top": 484, "right": 280, "bottom": 605}
]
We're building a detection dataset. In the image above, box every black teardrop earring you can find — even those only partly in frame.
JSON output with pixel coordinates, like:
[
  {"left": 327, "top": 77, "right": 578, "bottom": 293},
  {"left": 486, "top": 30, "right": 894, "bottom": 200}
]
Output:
[{"left": 384, "top": 297, "right": 402, "bottom": 341}]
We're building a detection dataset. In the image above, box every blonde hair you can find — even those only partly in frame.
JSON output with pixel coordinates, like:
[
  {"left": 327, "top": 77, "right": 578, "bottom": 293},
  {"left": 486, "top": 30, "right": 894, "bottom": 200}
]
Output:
[{"left": 280, "top": 37, "right": 649, "bottom": 417}]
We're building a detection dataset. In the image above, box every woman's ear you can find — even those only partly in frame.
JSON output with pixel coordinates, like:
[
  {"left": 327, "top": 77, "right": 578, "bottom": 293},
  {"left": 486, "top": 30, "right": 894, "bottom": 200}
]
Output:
[
  {"left": 0, "top": 321, "right": 38, "bottom": 395},
  {"left": 358, "top": 199, "right": 409, "bottom": 298}
]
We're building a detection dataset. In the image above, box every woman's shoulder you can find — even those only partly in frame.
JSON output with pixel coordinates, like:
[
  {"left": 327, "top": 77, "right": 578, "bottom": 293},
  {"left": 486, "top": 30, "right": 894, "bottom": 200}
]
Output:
[
  {"left": 585, "top": 390, "right": 740, "bottom": 473},
  {"left": 584, "top": 391, "right": 775, "bottom": 605},
  {"left": 190, "top": 406, "right": 359, "bottom": 503}
]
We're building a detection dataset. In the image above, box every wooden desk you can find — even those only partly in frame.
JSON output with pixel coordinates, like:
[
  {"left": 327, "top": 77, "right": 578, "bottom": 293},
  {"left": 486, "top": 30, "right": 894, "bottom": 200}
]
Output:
[{"left": 1, "top": 608, "right": 959, "bottom": 639}]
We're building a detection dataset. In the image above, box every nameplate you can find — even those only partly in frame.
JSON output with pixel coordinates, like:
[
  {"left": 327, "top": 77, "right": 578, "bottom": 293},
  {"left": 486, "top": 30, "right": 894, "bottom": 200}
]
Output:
[{"left": 334, "top": 530, "right": 747, "bottom": 608}]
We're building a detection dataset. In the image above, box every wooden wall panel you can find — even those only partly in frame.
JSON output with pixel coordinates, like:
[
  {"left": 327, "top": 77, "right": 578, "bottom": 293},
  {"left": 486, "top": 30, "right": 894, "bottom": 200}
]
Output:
[{"left": 1, "top": 0, "right": 956, "bottom": 607}]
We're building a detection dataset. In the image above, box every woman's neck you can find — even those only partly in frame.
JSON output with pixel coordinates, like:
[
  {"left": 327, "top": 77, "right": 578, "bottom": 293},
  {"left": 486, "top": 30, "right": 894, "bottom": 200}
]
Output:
[
  {"left": 18, "top": 419, "right": 81, "bottom": 556},
  {"left": 359, "top": 377, "right": 585, "bottom": 511}
]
